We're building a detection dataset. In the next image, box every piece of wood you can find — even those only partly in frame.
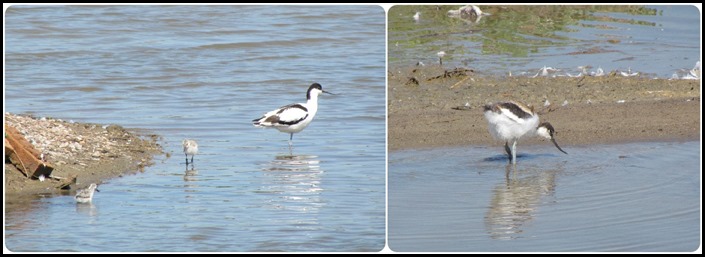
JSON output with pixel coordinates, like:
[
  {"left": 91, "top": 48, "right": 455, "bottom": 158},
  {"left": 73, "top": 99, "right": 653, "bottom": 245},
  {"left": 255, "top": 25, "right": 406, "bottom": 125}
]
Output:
[
  {"left": 54, "top": 173, "right": 77, "bottom": 190},
  {"left": 5, "top": 124, "right": 54, "bottom": 179},
  {"left": 4, "top": 138, "right": 15, "bottom": 156}
]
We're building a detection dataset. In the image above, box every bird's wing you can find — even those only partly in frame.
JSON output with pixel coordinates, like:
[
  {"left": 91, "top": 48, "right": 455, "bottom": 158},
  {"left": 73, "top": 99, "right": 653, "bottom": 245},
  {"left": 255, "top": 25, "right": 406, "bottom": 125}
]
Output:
[
  {"left": 75, "top": 189, "right": 90, "bottom": 198},
  {"left": 498, "top": 106, "right": 525, "bottom": 124},
  {"left": 256, "top": 103, "right": 308, "bottom": 126},
  {"left": 497, "top": 102, "right": 534, "bottom": 124}
]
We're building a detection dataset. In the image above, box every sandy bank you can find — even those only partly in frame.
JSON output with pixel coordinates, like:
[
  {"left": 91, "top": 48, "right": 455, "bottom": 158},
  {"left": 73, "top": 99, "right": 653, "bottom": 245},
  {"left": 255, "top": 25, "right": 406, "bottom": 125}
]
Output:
[
  {"left": 388, "top": 66, "right": 701, "bottom": 151},
  {"left": 4, "top": 113, "right": 163, "bottom": 202}
]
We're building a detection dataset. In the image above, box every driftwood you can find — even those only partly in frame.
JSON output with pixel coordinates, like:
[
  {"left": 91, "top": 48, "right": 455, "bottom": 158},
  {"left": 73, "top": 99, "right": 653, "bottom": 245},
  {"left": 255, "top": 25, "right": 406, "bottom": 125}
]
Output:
[
  {"left": 426, "top": 67, "right": 474, "bottom": 81},
  {"left": 5, "top": 124, "right": 54, "bottom": 179}
]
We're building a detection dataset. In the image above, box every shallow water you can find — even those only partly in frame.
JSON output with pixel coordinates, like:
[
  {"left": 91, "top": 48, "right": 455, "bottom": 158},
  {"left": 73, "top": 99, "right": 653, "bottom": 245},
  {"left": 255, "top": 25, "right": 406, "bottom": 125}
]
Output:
[
  {"left": 4, "top": 4, "right": 703, "bottom": 253},
  {"left": 4, "top": 5, "right": 385, "bottom": 252},
  {"left": 389, "top": 5, "right": 700, "bottom": 78},
  {"left": 388, "top": 141, "right": 700, "bottom": 252}
]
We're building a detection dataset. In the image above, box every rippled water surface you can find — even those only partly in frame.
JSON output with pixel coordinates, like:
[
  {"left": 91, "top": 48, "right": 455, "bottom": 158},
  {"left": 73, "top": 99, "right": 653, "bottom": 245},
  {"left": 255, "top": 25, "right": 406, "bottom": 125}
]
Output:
[
  {"left": 5, "top": 5, "right": 385, "bottom": 252},
  {"left": 388, "top": 6, "right": 701, "bottom": 251},
  {"left": 389, "top": 141, "right": 700, "bottom": 252},
  {"left": 4, "top": 4, "right": 702, "bottom": 253},
  {"left": 389, "top": 5, "right": 700, "bottom": 78}
]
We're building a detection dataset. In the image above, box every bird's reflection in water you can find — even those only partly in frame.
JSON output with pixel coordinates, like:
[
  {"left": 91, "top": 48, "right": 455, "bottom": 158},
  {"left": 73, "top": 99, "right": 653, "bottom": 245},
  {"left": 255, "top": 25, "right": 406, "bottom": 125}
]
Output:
[
  {"left": 484, "top": 164, "right": 559, "bottom": 240},
  {"left": 182, "top": 167, "right": 200, "bottom": 198},
  {"left": 258, "top": 154, "right": 324, "bottom": 214},
  {"left": 265, "top": 154, "right": 321, "bottom": 172},
  {"left": 183, "top": 167, "right": 199, "bottom": 182},
  {"left": 76, "top": 202, "right": 98, "bottom": 217}
]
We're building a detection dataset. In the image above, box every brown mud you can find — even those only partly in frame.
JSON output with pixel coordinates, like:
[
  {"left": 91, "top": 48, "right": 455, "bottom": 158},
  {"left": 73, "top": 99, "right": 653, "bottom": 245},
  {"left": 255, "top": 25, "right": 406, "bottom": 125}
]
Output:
[
  {"left": 388, "top": 65, "right": 701, "bottom": 151},
  {"left": 4, "top": 113, "right": 164, "bottom": 202}
]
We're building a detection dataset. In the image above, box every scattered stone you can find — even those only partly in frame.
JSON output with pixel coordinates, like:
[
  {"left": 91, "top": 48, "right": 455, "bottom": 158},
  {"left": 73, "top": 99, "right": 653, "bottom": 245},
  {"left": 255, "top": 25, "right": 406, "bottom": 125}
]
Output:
[{"left": 5, "top": 113, "right": 163, "bottom": 199}]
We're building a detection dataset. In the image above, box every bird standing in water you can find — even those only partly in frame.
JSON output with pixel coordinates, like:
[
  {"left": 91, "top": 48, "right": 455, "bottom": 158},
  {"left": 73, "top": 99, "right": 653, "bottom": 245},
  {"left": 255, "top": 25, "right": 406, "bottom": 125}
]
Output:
[
  {"left": 483, "top": 101, "right": 567, "bottom": 164},
  {"left": 253, "top": 83, "right": 334, "bottom": 154},
  {"left": 75, "top": 183, "right": 100, "bottom": 203},
  {"left": 182, "top": 139, "right": 198, "bottom": 166}
]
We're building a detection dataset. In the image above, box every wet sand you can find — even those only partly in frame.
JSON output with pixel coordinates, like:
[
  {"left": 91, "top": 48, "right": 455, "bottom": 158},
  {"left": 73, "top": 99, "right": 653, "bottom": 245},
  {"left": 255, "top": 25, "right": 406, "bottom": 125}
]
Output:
[
  {"left": 4, "top": 113, "right": 164, "bottom": 201},
  {"left": 388, "top": 65, "right": 701, "bottom": 151}
]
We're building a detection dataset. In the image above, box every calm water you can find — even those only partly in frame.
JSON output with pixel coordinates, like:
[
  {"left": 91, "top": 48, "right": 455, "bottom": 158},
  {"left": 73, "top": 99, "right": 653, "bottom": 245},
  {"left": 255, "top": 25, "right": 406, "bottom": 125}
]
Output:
[
  {"left": 389, "top": 5, "right": 700, "bottom": 78},
  {"left": 388, "top": 6, "right": 701, "bottom": 252},
  {"left": 389, "top": 141, "right": 701, "bottom": 252},
  {"left": 4, "top": 5, "right": 385, "bottom": 252},
  {"left": 4, "top": 4, "right": 703, "bottom": 253}
]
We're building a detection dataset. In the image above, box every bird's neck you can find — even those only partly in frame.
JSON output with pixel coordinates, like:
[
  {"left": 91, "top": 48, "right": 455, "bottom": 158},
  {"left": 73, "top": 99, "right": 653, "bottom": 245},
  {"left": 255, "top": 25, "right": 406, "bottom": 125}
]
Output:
[
  {"left": 306, "top": 94, "right": 319, "bottom": 115},
  {"left": 307, "top": 93, "right": 319, "bottom": 105}
]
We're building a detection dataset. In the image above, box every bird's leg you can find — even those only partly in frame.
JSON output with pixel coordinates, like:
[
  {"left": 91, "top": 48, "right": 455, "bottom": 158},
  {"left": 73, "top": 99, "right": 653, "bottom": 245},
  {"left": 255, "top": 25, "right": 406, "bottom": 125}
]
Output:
[
  {"left": 185, "top": 153, "right": 189, "bottom": 165},
  {"left": 191, "top": 155, "right": 194, "bottom": 165},
  {"left": 504, "top": 141, "right": 512, "bottom": 161},
  {"left": 288, "top": 133, "right": 294, "bottom": 156},
  {"left": 511, "top": 140, "right": 518, "bottom": 165}
]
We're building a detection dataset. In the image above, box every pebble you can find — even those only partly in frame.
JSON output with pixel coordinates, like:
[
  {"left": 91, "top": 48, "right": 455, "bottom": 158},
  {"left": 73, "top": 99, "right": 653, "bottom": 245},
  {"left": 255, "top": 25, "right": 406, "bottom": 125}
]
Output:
[{"left": 5, "top": 113, "right": 160, "bottom": 167}]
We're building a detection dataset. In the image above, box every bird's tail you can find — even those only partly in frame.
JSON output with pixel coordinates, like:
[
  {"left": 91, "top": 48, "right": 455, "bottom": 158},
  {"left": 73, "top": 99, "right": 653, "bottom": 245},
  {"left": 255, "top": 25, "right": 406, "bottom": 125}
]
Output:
[
  {"left": 252, "top": 117, "right": 263, "bottom": 127},
  {"left": 253, "top": 116, "right": 272, "bottom": 127}
]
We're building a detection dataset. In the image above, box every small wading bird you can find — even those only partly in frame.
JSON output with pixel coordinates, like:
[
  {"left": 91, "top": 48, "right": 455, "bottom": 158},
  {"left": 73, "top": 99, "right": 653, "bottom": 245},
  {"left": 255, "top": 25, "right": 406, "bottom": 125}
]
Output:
[
  {"left": 447, "top": 5, "right": 491, "bottom": 23},
  {"left": 483, "top": 101, "right": 567, "bottom": 164},
  {"left": 182, "top": 139, "right": 198, "bottom": 165},
  {"left": 437, "top": 51, "right": 446, "bottom": 66},
  {"left": 75, "top": 183, "right": 100, "bottom": 203},
  {"left": 253, "top": 83, "right": 334, "bottom": 154}
]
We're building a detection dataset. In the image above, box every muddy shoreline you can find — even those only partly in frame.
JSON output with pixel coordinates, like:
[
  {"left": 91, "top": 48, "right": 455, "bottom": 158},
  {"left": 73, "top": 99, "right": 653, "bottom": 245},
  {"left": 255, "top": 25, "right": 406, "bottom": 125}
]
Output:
[
  {"left": 4, "top": 113, "right": 164, "bottom": 202},
  {"left": 388, "top": 65, "right": 701, "bottom": 151}
]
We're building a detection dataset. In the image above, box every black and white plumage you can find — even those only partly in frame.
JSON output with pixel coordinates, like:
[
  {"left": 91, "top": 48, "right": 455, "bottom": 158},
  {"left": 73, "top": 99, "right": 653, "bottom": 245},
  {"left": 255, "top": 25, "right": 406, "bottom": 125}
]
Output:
[
  {"left": 483, "top": 100, "right": 567, "bottom": 164},
  {"left": 253, "top": 83, "right": 333, "bottom": 152},
  {"left": 75, "top": 183, "right": 100, "bottom": 203}
]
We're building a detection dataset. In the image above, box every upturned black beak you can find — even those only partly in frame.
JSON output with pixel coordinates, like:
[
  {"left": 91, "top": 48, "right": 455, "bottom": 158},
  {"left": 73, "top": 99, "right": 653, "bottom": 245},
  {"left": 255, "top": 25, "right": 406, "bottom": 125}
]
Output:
[
  {"left": 323, "top": 90, "right": 335, "bottom": 95},
  {"left": 551, "top": 138, "right": 568, "bottom": 154}
]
